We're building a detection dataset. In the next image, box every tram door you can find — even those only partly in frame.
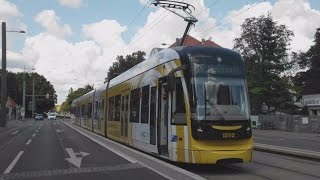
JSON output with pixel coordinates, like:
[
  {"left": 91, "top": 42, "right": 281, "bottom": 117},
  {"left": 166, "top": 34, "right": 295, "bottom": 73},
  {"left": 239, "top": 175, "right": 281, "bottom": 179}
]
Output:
[
  {"left": 121, "top": 91, "right": 129, "bottom": 144},
  {"left": 158, "top": 80, "right": 168, "bottom": 155}
]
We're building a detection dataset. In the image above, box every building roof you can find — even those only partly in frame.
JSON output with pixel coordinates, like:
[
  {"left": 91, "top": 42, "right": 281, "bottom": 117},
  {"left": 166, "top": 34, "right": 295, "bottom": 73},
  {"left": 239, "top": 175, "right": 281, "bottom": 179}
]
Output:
[{"left": 169, "top": 35, "right": 221, "bottom": 48}]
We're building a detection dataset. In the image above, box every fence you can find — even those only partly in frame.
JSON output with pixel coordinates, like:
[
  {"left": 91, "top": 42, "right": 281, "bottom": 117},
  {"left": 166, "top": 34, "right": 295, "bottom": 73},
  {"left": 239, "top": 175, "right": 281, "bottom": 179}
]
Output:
[{"left": 252, "top": 115, "right": 320, "bottom": 134}]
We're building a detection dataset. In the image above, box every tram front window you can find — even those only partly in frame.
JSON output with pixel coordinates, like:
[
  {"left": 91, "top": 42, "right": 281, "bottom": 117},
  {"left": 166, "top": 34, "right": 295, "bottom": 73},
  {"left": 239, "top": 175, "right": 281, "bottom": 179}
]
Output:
[{"left": 190, "top": 55, "right": 250, "bottom": 121}]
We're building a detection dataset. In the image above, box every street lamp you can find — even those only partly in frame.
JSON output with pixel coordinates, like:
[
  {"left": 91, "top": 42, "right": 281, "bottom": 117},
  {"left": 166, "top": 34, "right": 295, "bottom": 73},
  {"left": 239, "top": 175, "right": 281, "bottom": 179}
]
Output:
[{"left": 1, "top": 22, "right": 26, "bottom": 127}]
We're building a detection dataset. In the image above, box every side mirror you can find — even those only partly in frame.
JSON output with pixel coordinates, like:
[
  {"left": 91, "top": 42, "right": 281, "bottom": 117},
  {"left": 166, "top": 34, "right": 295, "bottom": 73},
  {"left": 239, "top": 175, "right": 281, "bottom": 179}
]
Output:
[{"left": 167, "top": 74, "right": 175, "bottom": 92}]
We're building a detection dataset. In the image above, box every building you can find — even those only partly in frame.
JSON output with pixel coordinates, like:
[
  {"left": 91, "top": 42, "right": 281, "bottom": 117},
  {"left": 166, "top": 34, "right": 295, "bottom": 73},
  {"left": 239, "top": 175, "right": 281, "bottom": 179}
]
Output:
[
  {"left": 302, "top": 94, "right": 320, "bottom": 116},
  {"left": 169, "top": 35, "right": 221, "bottom": 48}
]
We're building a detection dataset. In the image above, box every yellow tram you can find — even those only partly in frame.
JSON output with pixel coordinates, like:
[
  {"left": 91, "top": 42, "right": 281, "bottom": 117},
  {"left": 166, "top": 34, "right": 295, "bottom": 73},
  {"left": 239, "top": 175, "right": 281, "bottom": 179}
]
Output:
[{"left": 72, "top": 46, "right": 253, "bottom": 164}]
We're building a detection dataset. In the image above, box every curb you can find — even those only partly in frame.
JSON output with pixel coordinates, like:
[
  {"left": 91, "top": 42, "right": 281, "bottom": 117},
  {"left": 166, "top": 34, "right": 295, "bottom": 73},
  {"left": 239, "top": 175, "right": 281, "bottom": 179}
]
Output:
[{"left": 254, "top": 143, "right": 320, "bottom": 162}]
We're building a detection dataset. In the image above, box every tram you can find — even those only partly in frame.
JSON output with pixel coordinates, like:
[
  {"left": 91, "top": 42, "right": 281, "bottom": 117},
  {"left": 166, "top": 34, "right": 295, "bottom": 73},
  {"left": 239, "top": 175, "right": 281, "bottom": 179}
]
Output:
[{"left": 72, "top": 46, "right": 253, "bottom": 164}]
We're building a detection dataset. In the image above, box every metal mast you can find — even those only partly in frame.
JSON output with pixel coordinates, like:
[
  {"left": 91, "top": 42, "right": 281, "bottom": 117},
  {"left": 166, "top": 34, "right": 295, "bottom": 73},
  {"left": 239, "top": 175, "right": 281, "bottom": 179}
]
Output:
[{"left": 151, "top": 0, "right": 198, "bottom": 46}]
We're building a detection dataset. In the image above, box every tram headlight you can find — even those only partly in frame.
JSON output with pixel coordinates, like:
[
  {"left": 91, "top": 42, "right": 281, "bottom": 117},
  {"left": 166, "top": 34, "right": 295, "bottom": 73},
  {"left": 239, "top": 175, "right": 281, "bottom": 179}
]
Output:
[{"left": 197, "top": 126, "right": 203, "bottom": 133}]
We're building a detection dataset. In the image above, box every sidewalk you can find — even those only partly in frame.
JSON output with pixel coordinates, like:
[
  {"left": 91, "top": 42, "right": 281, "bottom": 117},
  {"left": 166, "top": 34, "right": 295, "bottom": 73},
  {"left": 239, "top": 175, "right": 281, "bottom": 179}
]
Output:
[{"left": 253, "top": 129, "right": 320, "bottom": 161}]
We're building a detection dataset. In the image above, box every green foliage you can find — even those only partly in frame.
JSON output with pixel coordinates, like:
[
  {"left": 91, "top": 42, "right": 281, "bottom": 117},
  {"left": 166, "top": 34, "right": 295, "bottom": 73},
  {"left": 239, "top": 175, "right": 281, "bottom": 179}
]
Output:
[
  {"left": 61, "top": 85, "right": 93, "bottom": 112},
  {"left": 293, "top": 28, "right": 320, "bottom": 95},
  {"left": 5, "top": 72, "right": 57, "bottom": 115},
  {"left": 105, "top": 51, "right": 146, "bottom": 82},
  {"left": 233, "top": 14, "right": 294, "bottom": 114}
]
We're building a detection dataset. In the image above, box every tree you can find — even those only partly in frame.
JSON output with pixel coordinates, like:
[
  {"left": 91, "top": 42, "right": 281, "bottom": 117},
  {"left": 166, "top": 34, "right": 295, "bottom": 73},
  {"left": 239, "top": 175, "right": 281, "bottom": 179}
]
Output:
[
  {"left": 15, "top": 72, "right": 57, "bottom": 115},
  {"left": 233, "top": 14, "right": 294, "bottom": 114},
  {"left": 60, "top": 85, "right": 93, "bottom": 113},
  {"left": 105, "top": 51, "right": 146, "bottom": 82},
  {"left": 293, "top": 28, "right": 320, "bottom": 95}
]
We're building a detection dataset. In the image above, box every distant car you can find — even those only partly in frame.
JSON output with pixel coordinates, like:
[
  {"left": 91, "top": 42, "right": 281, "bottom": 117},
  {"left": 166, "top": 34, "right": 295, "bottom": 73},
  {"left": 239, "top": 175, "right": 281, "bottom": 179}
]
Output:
[
  {"left": 35, "top": 114, "right": 44, "bottom": 121},
  {"left": 48, "top": 113, "right": 56, "bottom": 120}
]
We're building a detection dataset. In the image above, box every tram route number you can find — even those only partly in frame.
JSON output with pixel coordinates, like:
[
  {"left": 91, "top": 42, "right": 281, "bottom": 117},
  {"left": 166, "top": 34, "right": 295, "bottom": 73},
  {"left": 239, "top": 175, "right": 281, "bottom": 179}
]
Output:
[{"left": 222, "top": 132, "right": 235, "bottom": 139}]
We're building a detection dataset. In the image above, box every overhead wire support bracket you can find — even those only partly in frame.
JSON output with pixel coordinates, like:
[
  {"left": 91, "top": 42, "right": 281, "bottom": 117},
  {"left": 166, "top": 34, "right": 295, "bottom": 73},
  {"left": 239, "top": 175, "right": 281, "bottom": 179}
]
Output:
[{"left": 151, "top": 0, "right": 198, "bottom": 46}]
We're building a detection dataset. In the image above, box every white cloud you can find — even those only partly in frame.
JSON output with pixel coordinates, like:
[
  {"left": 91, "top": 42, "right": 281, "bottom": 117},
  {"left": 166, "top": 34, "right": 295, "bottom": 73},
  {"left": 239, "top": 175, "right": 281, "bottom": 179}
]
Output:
[
  {"left": 35, "top": 10, "right": 72, "bottom": 38},
  {"left": 5, "top": 0, "right": 320, "bottom": 105},
  {"left": 58, "top": 0, "right": 84, "bottom": 8},
  {"left": 21, "top": 33, "right": 103, "bottom": 104},
  {"left": 193, "top": 0, "right": 320, "bottom": 52},
  {"left": 18, "top": 18, "right": 128, "bottom": 104},
  {"left": 139, "top": 0, "right": 150, "bottom": 5},
  {"left": 0, "top": 0, "right": 20, "bottom": 20}
]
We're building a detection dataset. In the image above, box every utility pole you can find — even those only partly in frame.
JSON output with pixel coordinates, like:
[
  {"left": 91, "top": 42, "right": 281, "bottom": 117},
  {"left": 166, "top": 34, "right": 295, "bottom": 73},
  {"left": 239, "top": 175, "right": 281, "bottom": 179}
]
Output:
[
  {"left": 22, "top": 66, "right": 25, "bottom": 120},
  {"left": 1, "top": 22, "right": 7, "bottom": 127},
  {"left": 32, "top": 77, "right": 35, "bottom": 118}
]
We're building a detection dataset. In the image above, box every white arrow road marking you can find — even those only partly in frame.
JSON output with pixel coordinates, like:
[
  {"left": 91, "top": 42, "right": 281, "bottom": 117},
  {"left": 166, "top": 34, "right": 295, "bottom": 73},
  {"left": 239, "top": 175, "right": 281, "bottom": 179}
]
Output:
[
  {"left": 11, "top": 131, "right": 19, "bottom": 135},
  {"left": 65, "top": 148, "right": 89, "bottom": 168},
  {"left": 56, "top": 129, "right": 64, "bottom": 133}
]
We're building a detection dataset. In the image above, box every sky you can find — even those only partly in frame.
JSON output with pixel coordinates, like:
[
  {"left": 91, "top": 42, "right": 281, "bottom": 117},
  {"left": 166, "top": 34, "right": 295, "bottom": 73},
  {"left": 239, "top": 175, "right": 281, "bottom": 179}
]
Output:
[{"left": 1, "top": 0, "right": 320, "bottom": 105}]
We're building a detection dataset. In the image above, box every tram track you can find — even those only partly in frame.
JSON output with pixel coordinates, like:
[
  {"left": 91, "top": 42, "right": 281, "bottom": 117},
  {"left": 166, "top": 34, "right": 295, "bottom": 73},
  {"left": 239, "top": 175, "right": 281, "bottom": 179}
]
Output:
[{"left": 192, "top": 151, "right": 320, "bottom": 180}]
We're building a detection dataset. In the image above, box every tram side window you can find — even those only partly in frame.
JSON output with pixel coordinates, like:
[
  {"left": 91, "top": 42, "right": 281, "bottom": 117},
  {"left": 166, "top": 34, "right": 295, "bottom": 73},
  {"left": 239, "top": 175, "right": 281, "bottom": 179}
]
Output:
[
  {"left": 114, "top": 95, "right": 121, "bottom": 121},
  {"left": 150, "top": 86, "right": 157, "bottom": 145},
  {"left": 141, "top": 85, "right": 150, "bottom": 124},
  {"left": 81, "top": 105, "right": 85, "bottom": 117},
  {"left": 172, "top": 77, "right": 187, "bottom": 125},
  {"left": 108, "top": 96, "right": 114, "bottom": 121},
  {"left": 130, "top": 88, "right": 140, "bottom": 123},
  {"left": 87, "top": 103, "right": 92, "bottom": 118}
]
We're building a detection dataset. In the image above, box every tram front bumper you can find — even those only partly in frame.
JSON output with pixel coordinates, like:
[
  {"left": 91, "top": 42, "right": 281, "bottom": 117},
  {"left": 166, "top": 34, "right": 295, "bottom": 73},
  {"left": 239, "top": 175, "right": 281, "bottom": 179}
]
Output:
[{"left": 194, "top": 148, "right": 253, "bottom": 164}]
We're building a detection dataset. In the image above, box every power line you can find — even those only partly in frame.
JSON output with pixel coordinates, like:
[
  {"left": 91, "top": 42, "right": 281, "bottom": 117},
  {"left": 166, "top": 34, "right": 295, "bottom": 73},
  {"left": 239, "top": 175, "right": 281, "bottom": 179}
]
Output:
[
  {"left": 196, "top": 0, "right": 266, "bottom": 37},
  {"left": 124, "top": 10, "right": 171, "bottom": 52},
  {"left": 195, "top": 0, "right": 221, "bottom": 17},
  {"left": 123, "top": 0, "right": 190, "bottom": 54},
  {"left": 122, "top": 0, "right": 153, "bottom": 41}
]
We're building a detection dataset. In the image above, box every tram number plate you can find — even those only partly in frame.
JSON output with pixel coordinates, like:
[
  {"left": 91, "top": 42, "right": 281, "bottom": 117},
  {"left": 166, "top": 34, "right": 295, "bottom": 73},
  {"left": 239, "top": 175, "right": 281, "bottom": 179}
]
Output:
[{"left": 222, "top": 132, "right": 235, "bottom": 139}]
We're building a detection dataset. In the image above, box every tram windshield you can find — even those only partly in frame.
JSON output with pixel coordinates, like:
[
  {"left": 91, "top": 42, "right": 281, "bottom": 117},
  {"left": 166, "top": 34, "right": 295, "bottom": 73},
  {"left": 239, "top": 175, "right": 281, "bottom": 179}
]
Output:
[{"left": 189, "top": 55, "right": 250, "bottom": 121}]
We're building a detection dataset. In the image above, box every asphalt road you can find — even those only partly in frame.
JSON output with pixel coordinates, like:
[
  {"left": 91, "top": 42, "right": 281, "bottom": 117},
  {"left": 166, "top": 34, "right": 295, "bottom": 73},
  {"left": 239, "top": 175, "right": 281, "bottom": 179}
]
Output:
[
  {"left": 0, "top": 119, "right": 166, "bottom": 180},
  {"left": 191, "top": 150, "right": 320, "bottom": 180},
  {"left": 253, "top": 129, "right": 320, "bottom": 151},
  {"left": 1, "top": 119, "right": 319, "bottom": 180}
]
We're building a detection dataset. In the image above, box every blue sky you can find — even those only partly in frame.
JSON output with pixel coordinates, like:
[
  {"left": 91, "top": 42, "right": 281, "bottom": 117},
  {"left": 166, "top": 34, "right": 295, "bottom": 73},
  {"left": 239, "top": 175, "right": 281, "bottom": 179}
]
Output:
[
  {"left": 1, "top": 0, "right": 320, "bottom": 104},
  {"left": 10, "top": 0, "right": 319, "bottom": 46}
]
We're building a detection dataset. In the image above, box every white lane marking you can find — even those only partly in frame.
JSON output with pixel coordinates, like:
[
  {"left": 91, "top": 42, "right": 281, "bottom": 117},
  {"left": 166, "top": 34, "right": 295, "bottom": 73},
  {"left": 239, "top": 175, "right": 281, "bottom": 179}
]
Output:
[
  {"left": 32, "top": 133, "right": 36, "bottom": 137},
  {"left": 63, "top": 121, "right": 205, "bottom": 180},
  {"left": 56, "top": 129, "right": 64, "bottom": 133},
  {"left": 26, "top": 139, "right": 32, "bottom": 146},
  {"left": 63, "top": 122, "right": 136, "bottom": 163},
  {"left": 36, "top": 130, "right": 39, "bottom": 133},
  {"left": 38, "top": 123, "right": 44, "bottom": 130},
  {"left": 11, "top": 131, "right": 19, "bottom": 135},
  {"left": 4, "top": 151, "right": 24, "bottom": 174},
  {"left": 65, "top": 148, "right": 90, "bottom": 168},
  {"left": 255, "top": 137, "right": 284, "bottom": 141}
]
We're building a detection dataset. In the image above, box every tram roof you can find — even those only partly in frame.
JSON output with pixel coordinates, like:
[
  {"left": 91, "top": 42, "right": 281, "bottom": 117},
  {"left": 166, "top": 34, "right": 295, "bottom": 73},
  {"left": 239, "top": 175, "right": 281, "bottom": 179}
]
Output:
[{"left": 73, "top": 46, "right": 240, "bottom": 103}]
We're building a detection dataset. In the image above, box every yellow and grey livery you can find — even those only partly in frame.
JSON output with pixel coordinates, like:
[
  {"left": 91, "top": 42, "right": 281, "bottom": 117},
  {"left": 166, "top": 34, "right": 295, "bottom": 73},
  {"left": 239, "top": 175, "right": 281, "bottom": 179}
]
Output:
[{"left": 72, "top": 46, "right": 253, "bottom": 164}]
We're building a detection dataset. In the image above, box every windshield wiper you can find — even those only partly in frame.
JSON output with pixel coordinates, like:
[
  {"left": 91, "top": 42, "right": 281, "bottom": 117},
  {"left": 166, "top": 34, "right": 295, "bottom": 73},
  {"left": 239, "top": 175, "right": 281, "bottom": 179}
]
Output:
[
  {"left": 203, "top": 84, "right": 225, "bottom": 121},
  {"left": 205, "top": 99, "right": 225, "bottom": 121}
]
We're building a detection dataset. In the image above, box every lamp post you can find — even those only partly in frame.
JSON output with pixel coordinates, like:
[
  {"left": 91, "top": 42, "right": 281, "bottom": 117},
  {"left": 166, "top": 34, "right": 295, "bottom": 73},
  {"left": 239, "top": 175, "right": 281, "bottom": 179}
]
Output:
[
  {"left": 1, "top": 22, "right": 26, "bottom": 127},
  {"left": 1, "top": 22, "right": 7, "bottom": 127}
]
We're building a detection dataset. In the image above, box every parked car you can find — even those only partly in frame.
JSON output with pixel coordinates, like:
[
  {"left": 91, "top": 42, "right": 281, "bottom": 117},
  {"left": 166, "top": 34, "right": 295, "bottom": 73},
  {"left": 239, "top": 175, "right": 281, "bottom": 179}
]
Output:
[
  {"left": 35, "top": 113, "right": 44, "bottom": 121},
  {"left": 48, "top": 113, "right": 56, "bottom": 120}
]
